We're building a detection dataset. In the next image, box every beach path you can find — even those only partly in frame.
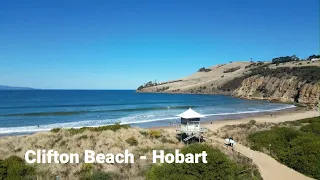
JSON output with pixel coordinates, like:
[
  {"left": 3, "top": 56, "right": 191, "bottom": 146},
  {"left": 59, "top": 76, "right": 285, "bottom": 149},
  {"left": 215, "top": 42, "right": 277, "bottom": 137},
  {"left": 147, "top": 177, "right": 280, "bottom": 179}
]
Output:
[{"left": 210, "top": 136, "right": 313, "bottom": 180}]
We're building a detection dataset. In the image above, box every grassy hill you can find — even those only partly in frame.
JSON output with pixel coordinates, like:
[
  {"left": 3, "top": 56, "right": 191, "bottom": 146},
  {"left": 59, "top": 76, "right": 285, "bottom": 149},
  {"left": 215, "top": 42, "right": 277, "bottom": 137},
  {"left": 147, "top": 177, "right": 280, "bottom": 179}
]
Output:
[{"left": 137, "top": 56, "right": 320, "bottom": 107}]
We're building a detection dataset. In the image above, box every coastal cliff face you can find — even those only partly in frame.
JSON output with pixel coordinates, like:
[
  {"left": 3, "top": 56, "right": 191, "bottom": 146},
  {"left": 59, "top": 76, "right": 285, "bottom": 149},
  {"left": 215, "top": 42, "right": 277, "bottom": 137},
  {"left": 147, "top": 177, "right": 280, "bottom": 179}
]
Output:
[
  {"left": 232, "top": 75, "right": 320, "bottom": 106},
  {"left": 137, "top": 61, "right": 320, "bottom": 107}
]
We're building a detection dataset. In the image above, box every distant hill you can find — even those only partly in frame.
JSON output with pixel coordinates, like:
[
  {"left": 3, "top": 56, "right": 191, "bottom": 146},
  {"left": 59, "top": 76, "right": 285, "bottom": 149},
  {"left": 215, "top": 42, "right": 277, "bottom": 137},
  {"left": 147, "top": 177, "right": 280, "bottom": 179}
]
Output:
[
  {"left": 137, "top": 58, "right": 320, "bottom": 107},
  {"left": 0, "top": 85, "right": 34, "bottom": 90}
]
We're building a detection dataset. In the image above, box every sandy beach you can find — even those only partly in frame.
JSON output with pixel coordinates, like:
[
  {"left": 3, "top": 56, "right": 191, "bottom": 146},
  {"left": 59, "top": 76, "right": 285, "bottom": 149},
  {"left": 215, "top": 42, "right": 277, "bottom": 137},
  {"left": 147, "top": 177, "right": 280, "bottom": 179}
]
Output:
[
  {"left": 203, "top": 107, "right": 318, "bottom": 131},
  {"left": 159, "top": 107, "right": 318, "bottom": 132}
]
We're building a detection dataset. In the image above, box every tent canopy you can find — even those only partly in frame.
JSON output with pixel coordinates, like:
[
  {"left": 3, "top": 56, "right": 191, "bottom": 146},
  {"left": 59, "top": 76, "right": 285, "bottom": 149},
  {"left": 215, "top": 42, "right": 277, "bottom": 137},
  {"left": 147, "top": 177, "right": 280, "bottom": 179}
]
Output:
[{"left": 177, "top": 108, "right": 205, "bottom": 119}]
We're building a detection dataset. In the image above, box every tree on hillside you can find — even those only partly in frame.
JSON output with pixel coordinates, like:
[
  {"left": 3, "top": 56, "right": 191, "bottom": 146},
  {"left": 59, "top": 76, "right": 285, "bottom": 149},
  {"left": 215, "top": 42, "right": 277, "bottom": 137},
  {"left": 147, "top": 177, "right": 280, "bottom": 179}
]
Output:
[
  {"left": 271, "top": 55, "right": 300, "bottom": 64},
  {"left": 307, "top": 55, "right": 320, "bottom": 60}
]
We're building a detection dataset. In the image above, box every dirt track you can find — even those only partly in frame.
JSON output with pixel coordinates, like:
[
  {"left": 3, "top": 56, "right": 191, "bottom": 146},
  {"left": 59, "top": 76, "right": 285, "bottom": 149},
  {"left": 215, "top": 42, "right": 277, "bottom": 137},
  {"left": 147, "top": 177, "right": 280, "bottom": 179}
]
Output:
[{"left": 210, "top": 136, "right": 313, "bottom": 180}]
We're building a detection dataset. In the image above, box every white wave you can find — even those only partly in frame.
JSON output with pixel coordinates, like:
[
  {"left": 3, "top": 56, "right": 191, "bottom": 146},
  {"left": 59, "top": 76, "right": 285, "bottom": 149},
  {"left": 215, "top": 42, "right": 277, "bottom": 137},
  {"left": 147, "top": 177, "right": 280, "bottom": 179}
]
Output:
[
  {"left": 204, "top": 105, "right": 296, "bottom": 116},
  {"left": 0, "top": 119, "right": 115, "bottom": 134},
  {"left": 122, "top": 117, "right": 178, "bottom": 125},
  {"left": 0, "top": 105, "right": 296, "bottom": 134}
]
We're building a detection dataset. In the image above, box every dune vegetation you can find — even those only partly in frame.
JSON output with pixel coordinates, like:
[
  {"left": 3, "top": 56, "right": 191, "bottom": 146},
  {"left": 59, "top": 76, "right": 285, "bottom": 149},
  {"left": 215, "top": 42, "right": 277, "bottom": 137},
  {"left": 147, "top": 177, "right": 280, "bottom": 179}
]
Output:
[
  {"left": 0, "top": 124, "right": 181, "bottom": 180},
  {"left": 147, "top": 144, "right": 261, "bottom": 180},
  {"left": 216, "top": 116, "right": 320, "bottom": 179},
  {"left": 0, "top": 156, "right": 36, "bottom": 180},
  {"left": 0, "top": 123, "right": 262, "bottom": 180}
]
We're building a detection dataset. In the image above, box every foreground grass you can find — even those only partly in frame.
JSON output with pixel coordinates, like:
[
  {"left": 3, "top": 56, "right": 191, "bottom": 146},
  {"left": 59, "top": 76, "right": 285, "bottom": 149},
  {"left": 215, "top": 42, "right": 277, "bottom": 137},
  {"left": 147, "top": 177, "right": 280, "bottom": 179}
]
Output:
[
  {"left": 0, "top": 156, "right": 35, "bottom": 180},
  {"left": 0, "top": 143, "right": 261, "bottom": 180},
  {"left": 248, "top": 116, "right": 320, "bottom": 179},
  {"left": 147, "top": 144, "right": 262, "bottom": 180},
  {"left": 0, "top": 124, "right": 180, "bottom": 179},
  {"left": 0, "top": 123, "right": 263, "bottom": 179}
]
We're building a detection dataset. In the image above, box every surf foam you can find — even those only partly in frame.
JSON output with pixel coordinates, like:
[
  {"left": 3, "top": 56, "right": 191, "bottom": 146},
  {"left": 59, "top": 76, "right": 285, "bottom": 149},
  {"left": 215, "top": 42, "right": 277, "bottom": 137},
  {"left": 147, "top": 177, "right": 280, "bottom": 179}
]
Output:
[{"left": 0, "top": 105, "right": 296, "bottom": 135}]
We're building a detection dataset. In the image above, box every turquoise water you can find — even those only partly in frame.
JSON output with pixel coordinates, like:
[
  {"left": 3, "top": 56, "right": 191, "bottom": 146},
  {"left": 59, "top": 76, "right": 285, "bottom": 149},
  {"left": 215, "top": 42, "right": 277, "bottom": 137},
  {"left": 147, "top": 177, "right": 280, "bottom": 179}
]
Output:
[{"left": 0, "top": 90, "right": 294, "bottom": 135}]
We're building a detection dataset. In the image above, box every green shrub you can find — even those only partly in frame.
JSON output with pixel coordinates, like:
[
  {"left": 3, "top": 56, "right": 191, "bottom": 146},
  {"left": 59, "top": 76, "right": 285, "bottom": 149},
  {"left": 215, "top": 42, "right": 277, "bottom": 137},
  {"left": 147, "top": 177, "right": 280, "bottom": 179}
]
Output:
[
  {"left": 77, "top": 135, "right": 88, "bottom": 140},
  {"left": 248, "top": 127, "right": 302, "bottom": 158},
  {"left": 0, "top": 156, "right": 35, "bottom": 180},
  {"left": 50, "top": 128, "right": 61, "bottom": 133},
  {"left": 156, "top": 86, "right": 170, "bottom": 92},
  {"left": 59, "top": 140, "right": 67, "bottom": 147},
  {"left": 223, "top": 66, "right": 241, "bottom": 73},
  {"left": 81, "top": 163, "right": 93, "bottom": 173},
  {"left": 67, "top": 123, "right": 130, "bottom": 135},
  {"left": 79, "top": 165, "right": 114, "bottom": 180},
  {"left": 160, "top": 137, "right": 175, "bottom": 144},
  {"left": 140, "top": 131, "right": 148, "bottom": 137},
  {"left": 219, "top": 75, "right": 248, "bottom": 91},
  {"left": 271, "top": 55, "right": 299, "bottom": 64},
  {"left": 68, "top": 128, "right": 86, "bottom": 135},
  {"left": 283, "top": 134, "right": 320, "bottom": 179},
  {"left": 149, "top": 130, "right": 162, "bottom": 139},
  {"left": 307, "top": 54, "right": 320, "bottom": 60},
  {"left": 126, "top": 136, "right": 138, "bottom": 146},
  {"left": 298, "top": 116, "right": 320, "bottom": 124},
  {"left": 249, "top": 120, "right": 256, "bottom": 126},
  {"left": 79, "top": 163, "right": 93, "bottom": 178},
  {"left": 139, "top": 130, "right": 162, "bottom": 139},
  {"left": 300, "top": 123, "right": 320, "bottom": 135},
  {"left": 79, "top": 164, "right": 115, "bottom": 180},
  {"left": 146, "top": 144, "right": 239, "bottom": 180},
  {"left": 89, "top": 171, "right": 113, "bottom": 180},
  {"left": 198, "top": 67, "right": 212, "bottom": 72},
  {"left": 137, "top": 85, "right": 144, "bottom": 91},
  {"left": 248, "top": 118, "right": 320, "bottom": 179}
]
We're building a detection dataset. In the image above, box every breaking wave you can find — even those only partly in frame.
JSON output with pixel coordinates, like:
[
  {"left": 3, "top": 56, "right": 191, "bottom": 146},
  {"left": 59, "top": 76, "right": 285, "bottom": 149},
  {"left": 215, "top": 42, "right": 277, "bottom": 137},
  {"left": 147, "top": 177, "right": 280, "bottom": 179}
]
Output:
[
  {"left": 0, "top": 105, "right": 296, "bottom": 135},
  {"left": 1, "top": 105, "right": 199, "bottom": 117}
]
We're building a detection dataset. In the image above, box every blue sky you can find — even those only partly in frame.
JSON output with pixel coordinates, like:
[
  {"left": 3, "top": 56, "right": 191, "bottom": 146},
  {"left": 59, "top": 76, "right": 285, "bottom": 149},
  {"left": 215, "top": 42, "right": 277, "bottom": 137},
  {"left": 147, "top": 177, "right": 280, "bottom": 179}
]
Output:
[{"left": 0, "top": 0, "right": 319, "bottom": 89}]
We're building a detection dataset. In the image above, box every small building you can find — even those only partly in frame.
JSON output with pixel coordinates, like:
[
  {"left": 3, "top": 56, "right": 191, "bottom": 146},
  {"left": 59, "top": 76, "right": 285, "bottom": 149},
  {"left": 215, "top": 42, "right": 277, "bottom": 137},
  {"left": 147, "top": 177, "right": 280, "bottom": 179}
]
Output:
[{"left": 176, "top": 108, "right": 207, "bottom": 142}]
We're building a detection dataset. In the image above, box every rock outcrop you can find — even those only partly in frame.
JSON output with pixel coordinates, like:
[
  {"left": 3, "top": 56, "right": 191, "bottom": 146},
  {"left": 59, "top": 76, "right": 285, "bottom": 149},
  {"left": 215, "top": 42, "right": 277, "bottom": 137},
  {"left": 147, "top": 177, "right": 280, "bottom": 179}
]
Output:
[{"left": 232, "top": 75, "right": 320, "bottom": 107}]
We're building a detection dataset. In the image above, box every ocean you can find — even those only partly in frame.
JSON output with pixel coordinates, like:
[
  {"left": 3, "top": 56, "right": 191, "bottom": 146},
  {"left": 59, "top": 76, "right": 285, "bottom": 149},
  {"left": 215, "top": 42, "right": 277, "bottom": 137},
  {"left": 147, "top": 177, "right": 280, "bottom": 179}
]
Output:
[{"left": 0, "top": 90, "right": 295, "bottom": 135}]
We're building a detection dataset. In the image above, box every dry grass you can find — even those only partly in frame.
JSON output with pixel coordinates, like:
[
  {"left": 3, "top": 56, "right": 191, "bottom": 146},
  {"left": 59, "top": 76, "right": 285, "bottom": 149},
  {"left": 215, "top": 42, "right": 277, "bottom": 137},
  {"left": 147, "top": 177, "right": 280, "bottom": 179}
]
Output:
[
  {"left": 214, "top": 119, "right": 307, "bottom": 146},
  {"left": 0, "top": 127, "right": 182, "bottom": 180},
  {"left": 215, "top": 120, "right": 277, "bottom": 146}
]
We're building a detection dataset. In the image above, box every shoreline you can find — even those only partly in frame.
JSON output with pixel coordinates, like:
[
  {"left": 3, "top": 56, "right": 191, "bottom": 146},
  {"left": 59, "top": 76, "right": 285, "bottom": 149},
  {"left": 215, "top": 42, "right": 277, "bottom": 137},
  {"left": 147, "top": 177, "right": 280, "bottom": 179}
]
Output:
[
  {"left": 0, "top": 101, "right": 296, "bottom": 136},
  {"left": 158, "top": 107, "right": 318, "bottom": 133},
  {"left": 0, "top": 106, "right": 315, "bottom": 138}
]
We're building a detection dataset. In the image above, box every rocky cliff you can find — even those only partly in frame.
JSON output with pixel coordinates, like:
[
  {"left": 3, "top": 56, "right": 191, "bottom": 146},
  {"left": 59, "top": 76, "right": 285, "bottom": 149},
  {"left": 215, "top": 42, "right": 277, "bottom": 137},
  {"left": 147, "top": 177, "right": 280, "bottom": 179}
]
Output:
[
  {"left": 137, "top": 61, "right": 320, "bottom": 107},
  {"left": 232, "top": 75, "right": 320, "bottom": 107}
]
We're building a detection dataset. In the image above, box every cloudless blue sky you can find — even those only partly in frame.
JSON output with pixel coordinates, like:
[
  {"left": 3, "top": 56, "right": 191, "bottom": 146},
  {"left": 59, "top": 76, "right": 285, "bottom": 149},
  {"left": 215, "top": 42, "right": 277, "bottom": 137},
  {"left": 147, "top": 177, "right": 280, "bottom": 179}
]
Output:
[{"left": 0, "top": 0, "right": 319, "bottom": 89}]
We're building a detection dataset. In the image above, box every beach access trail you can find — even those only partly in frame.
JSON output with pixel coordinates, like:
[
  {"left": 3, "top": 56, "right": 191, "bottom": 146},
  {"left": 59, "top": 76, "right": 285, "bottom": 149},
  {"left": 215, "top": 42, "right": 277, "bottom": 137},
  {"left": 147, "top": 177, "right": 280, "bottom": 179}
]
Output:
[
  {"left": 210, "top": 136, "right": 313, "bottom": 180},
  {"left": 204, "top": 110, "right": 318, "bottom": 180}
]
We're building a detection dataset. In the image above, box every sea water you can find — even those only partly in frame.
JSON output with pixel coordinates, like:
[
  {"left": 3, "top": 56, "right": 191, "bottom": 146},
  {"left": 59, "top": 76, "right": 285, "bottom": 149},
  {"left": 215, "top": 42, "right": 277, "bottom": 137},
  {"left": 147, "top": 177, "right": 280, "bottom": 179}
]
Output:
[{"left": 0, "top": 90, "right": 295, "bottom": 135}]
